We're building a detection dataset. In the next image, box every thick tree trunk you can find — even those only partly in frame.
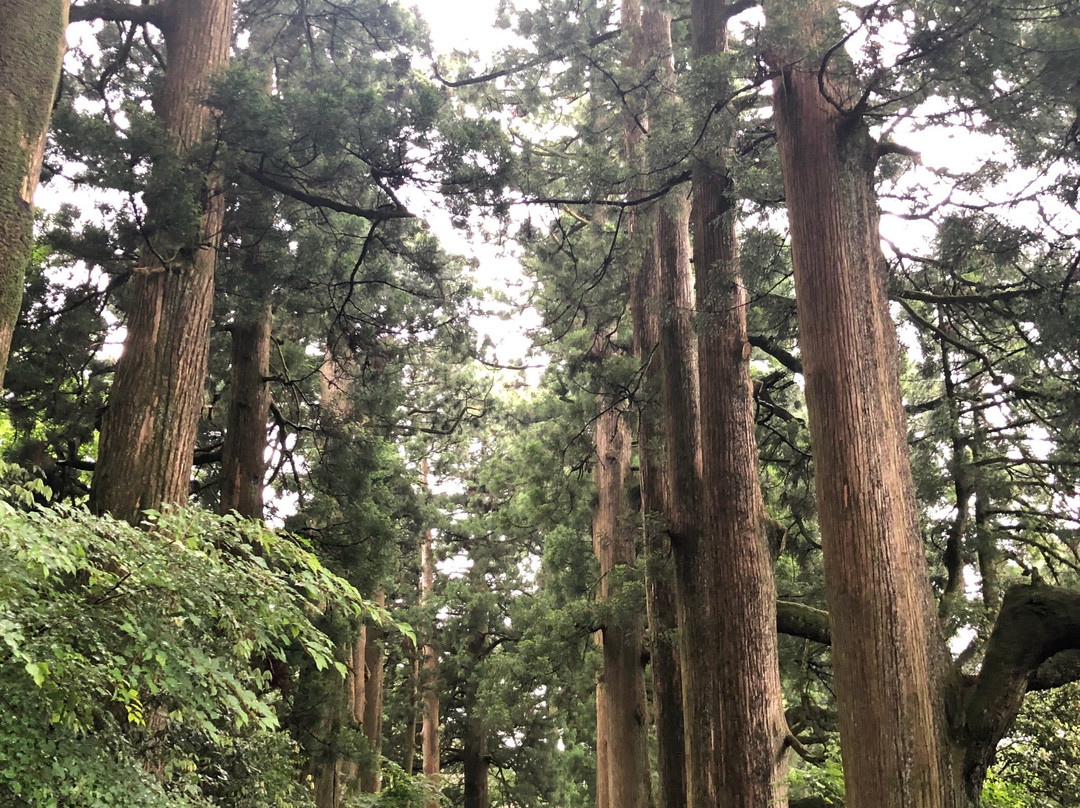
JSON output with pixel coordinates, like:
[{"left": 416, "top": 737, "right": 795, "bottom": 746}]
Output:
[
  {"left": 219, "top": 305, "right": 271, "bottom": 518},
  {"left": 91, "top": 0, "right": 232, "bottom": 521},
  {"left": 592, "top": 393, "right": 652, "bottom": 808},
  {"left": 765, "top": 8, "right": 951, "bottom": 804},
  {"left": 0, "top": 0, "right": 69, "bottom": 390},
  {"left": 673, "top": 2, "right": 793, "bottom": 805}
]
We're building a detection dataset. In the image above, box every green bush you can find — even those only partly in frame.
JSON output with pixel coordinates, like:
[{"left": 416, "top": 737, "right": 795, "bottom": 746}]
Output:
[{"left": 0, "top": 477, "right": 375, "bottom": 807}]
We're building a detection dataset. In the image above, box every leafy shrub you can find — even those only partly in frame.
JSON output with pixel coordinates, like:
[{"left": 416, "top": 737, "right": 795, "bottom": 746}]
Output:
[{"left": 0, "top": 479, "right": 376, "bottom": 807}]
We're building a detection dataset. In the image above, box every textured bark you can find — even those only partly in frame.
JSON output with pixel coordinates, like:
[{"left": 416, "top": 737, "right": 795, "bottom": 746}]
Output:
[
  {"left": 766, "top": 7, "right": 950, "bottom": 803},
  {"left": 594, "top": 669, "right": 609, "bottom": 808},
  {"left": 633, "top": 6, "right": 716, "bottom": 805},
  {"left": 592, "top": 392, "right": 652, "bottom": 808},
  {"left": 91, "top": 0, "right": 232, "bottom": 521},
  {"left": 959, "top": 585, "right": 1080, "bottom": 801},
  {"left": 684, "top": 1, "right": 791, "bottom": 805},
  {"left": 0, "top": 0, "right": 69, "bottom": 390},
  {"left": 219, "top": 306, "right": 271, "bottom": 518},
  {"left": 615, "top": 3, "right": 675, "bottom": 807}
]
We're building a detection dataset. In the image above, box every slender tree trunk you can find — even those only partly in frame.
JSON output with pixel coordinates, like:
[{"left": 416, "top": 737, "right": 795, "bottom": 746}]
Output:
[
  {"left": 764, "top": 3, "right": 952, "bottom": 804},
  {"left": 420, "top": 502, "right": 440, "bottom": 808},
  {"left": 463, "top": 597, "right": 490, "bottom": 808},
  {"left": 311, "top": 344, "right": 357, "bottom": 808},
  {"left": 621, "top": 5, "right": 686, "bottom": 806},
  {"left": 360, "top": 589, "right": 386, "bottom": 793},
  {"left": 594, "top": 666, "right": 609, "bottom": 808},
  {"left": 592, "top": 390, "right": 652, "bottom": 808},
  {"left": 219, "top": 305, "right": 271, "bottom": 517},
  {"left": 219, "top": 42, "right": 274, "bottom": 521},
  {"left": 0, "top": 0, "right": 69, "bottom": 391},
  {"left": 91, "top": 0, "right": 232, "bottom": 521},
  {"left": 403, "top": 650, "right": 420, "bottom": 776}
]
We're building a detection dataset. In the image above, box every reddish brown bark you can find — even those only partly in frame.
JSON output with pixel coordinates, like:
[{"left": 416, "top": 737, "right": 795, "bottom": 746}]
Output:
[
  {"left": 0, "top": 0, "right": 69, "bottom": 391},
  {"left": 616, "top": 3, "right": 679, "bottom": 806},
  {"left": 219, "top": 305, "right": 271, "bottom": 518},
  {"left": 420, "top": 505, "right": 440, "bottom": 808},
  {"left": 766, "top": 8, "right": 948, "bottom": 803},
  {"left": 591, "top": 391, "right": 652, "bottom": 808},
  {"left": 91, "top": 0, "right": 232, "bottom": 521}
]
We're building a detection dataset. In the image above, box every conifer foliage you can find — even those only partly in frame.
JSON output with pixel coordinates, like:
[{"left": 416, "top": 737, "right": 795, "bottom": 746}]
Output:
[{"left": 4, "top": 1, "right": 1080, "bottom": 807}]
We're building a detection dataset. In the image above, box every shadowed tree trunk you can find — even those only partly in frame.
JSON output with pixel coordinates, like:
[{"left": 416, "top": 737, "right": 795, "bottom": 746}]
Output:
[
  {"left": 219, "top": 305, "right": 271, "bottom": 518},
  {"left": 90, "top": 0, "right": 232, "bottom": 522},
  {"left": 463, "top": 597, "right": 490, "bottom": 808},
  {"left": 591, "top": 380, "right": 652, "bottom": 808},
  {"left": 637, "top": 1, "right": 792, "bottom": 805},
  {"left": 621, "top": 4, "right": 686, "bottom": 806},
  {"left": 360, "top": 588, "right": 386, "bottom": 793},
  {"left": 0, "top": 0, "right": 69, "bottom": 390}
]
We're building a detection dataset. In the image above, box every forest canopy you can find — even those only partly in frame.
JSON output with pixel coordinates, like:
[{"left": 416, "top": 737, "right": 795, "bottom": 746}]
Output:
[{"left": 2, "top": 1, "right": 1080, "bottom": 807}]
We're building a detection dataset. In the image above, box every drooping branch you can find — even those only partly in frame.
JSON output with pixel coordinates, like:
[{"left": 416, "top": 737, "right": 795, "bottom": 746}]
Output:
[
  {"left": 238, "top": 164, "right": 413, "bottom": 222},
  {"left": 69, "top": 1, "right": 163, "bottom": 26}
]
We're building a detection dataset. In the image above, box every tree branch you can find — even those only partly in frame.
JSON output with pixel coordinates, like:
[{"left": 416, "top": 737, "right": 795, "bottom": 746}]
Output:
[
  {"left": 749, "top": 334, "right": 803, "bottom": 374},
  {"left": 69, "top": 1, "right": 163, "bottom": 26},
  {"left": 961, "top": 584, "right": 1080, "bottom": 797},
  {"left": 238, "top": 164, "right": 413, "bottom": 222},
  {"left": 776, "top": 600, "right": 831, "bottom": 645},
  {"left": 893, "top": 288, "right": 1039, "bottom": 306}
]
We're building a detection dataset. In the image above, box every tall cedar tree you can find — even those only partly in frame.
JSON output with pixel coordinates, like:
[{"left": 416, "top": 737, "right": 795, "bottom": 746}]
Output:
[
  {"left": 764, "top": 0, "right": 1080, "bottom": 804},
  {"left": 619, "top": 4, "right": 686, "bottom": 806},
  {"left": 591, "top": 373, "right": 651, "bottom": 808},
  {"left": 89, "top": 0, "right": 232, "bottom": 521},
  {"left": 657, "top": 1, "right": 791, "bottom": 804},
  {"left": 0, "top": 0, "right": 69, "bottom": 389}
]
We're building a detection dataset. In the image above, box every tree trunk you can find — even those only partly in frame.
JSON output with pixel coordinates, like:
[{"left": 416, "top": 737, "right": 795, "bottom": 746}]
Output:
[
  {"left": 0, "top": 0, "right": 66, "bottom": 374},
  {"left": 91, "top": 0, "right": 232, "bottom": 522},
  {"left": 360, "top": 589, "right": 386, "bottom": 793},
  {"left": 0, "top": 0, "right": 69, "bottom": 390},
  {"left": 420, "top": 511, "right": 440, "bottom": 808},
  {"left": 402, "top": 649, "right": 420, "bottom": 776},
  {"left": 219, "top": 305, "right": 271, "bottom": 518},
  {"left": 636, "top": 2, "right": 793, "bottom": 805},
  {"left": 764, "top": 3, "right": 951, "bottom": 804},
  {"left": 592, "top": 391, "right": 652, "bottom": 808},
  {"left": 622, "top": 5, "right": 686, "bottom": 806},
  {"left": 463, "top": 600, "right": 490, "bottom": 808}
]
